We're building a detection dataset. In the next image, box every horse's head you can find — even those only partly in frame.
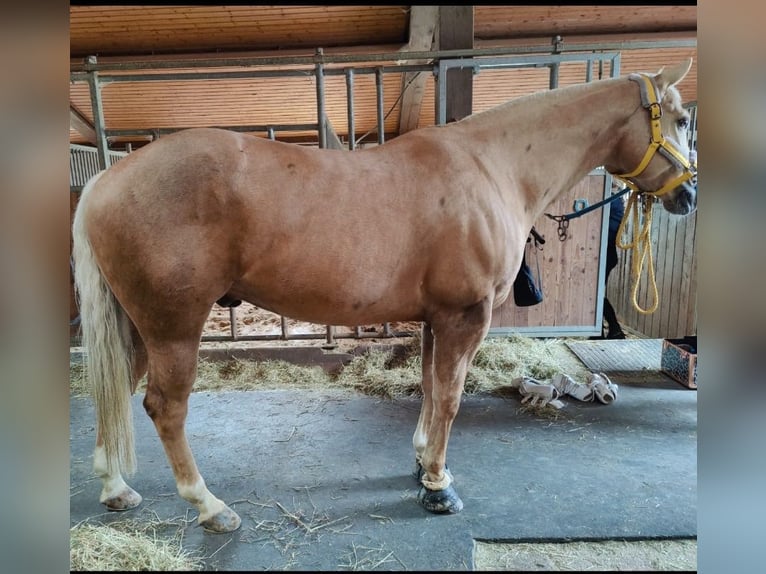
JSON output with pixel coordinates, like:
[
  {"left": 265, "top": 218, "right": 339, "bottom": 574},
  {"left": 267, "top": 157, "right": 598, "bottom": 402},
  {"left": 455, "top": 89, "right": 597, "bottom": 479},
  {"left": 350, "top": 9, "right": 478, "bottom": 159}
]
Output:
[{"left": 607, "top": 58, "right": 697, "bottom": 215}]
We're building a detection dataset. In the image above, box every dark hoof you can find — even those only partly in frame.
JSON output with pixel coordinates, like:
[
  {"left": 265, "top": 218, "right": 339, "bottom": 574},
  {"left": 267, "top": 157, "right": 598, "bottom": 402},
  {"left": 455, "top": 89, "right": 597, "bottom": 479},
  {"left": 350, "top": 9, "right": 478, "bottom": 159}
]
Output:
[
  {"left": 417, "top": 484, "right": 463, "bottom": 514},
  {"left": 200, "top": 506, "right": 241, "bottom": 533},
  {"left": 102, "top": 487, "right": 142, "bottom": 511}
]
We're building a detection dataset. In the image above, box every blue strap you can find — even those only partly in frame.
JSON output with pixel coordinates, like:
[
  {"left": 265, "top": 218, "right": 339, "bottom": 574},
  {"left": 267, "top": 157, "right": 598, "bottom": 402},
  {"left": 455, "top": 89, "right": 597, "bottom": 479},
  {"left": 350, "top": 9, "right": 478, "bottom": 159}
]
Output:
[{"left": 545, "top": 186, "right": 630, "bottom": 222}]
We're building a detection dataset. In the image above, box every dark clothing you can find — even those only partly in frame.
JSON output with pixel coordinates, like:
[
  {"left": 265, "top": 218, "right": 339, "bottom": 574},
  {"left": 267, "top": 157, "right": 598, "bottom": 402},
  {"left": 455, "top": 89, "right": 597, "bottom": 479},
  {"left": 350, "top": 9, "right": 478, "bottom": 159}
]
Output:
[
  {"left": 602, "top": 195, "right": 626, "bottom": 339},
  {"left": 606, "top": 197, "right": 625, "bottom": 276}
]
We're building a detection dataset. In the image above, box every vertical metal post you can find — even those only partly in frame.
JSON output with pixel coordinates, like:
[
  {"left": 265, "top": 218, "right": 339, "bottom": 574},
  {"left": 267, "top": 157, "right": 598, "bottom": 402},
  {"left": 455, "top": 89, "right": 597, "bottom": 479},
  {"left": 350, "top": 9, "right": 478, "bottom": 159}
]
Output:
[
  {"left": 549, "top": 63, "right": 560, "bottom": 90},
  {"left": 324, "top": 325, "right": 336, "bottom": 348},
  {"left": 585, "top": 58, "right": 593, "bottom": 83},
  {"left": 345, "top": 68, "right": 356, "bottom": 151},
  {"left": 345, "top": 68, "right": 361, "bottom": 336},
  {"left": 229, "top": 307, "right": 238, "bottom": 341},
  {"left": 609, "top": 54, "right": 620, "bottom": 78},
  {"left": 435, "top": 61, "right": 448, "bottom": 126},
  {"left": 266, "top": 126, "right": 289, "bottom": 341},
  {"left": 315, "top": 48, "right": 334, "bottom": 347},
  {"left": 549, "top": 35, "right": 562, "bottom": 90},
  {"left": 315, "top": 48, "right": 327, "bottom": 150},
  {"left": 375, "top": 67, "right": 385, "bottom": 145},
  {"left": 376, "top": 66, "right": 391, "bottom": 334},
  {"left": 86, "top": 65, "right": 109, "bottom": 170}
]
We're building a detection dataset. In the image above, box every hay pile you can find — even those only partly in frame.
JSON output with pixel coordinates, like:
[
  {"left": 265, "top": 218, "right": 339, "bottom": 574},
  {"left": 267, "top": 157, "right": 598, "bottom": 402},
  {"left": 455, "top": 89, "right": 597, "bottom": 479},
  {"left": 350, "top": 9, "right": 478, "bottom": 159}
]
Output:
[
  {"left": 71, "top": 335, "right": 590, "bottom": 400},
  {"left": 70, "top": 516, "right": 203, "bottom": 571}
]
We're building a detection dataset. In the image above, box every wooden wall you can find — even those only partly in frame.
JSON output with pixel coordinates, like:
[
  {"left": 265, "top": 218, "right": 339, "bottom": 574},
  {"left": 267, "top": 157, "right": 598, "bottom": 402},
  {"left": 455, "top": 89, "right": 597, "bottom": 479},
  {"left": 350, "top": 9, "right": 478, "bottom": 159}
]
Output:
[
  {"left": 608, "top": 202, "right": 697, "bottom": 338},
  {"left": 490, "top": 174, "right": 608, "bottom": 336}
]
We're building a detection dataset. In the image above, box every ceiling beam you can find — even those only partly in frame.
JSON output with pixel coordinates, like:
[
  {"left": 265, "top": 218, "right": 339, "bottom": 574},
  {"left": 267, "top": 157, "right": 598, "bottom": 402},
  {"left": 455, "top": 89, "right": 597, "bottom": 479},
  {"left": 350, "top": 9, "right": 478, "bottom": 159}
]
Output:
[
  {"left": 69, "top": 103, "right": 96, "bottom": 144},
  {"left": 397, "top": 6, "right": 438, "bottom": 135}
]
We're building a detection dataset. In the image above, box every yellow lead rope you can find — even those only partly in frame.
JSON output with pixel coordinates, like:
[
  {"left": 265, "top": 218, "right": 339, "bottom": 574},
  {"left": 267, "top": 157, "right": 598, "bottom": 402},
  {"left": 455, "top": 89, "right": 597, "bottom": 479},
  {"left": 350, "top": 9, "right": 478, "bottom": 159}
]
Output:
[{"left": 615, "top": 191, "right": 659, "bottom": 315}]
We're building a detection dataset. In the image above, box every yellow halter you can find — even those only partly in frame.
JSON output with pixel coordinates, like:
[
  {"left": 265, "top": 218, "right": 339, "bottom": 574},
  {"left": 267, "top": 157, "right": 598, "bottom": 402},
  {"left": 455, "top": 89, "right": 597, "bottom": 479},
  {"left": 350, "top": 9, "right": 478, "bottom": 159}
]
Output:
[{"left": 612, "top": 74, "right": 697, "bottom": 315}]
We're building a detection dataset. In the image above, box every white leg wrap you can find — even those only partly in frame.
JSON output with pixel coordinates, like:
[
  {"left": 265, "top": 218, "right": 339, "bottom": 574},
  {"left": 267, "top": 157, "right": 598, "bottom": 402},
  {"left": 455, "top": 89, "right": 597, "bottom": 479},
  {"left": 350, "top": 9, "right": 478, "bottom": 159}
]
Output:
[{"left": 421, "top": 469, "right": 453, "bottom": 491}]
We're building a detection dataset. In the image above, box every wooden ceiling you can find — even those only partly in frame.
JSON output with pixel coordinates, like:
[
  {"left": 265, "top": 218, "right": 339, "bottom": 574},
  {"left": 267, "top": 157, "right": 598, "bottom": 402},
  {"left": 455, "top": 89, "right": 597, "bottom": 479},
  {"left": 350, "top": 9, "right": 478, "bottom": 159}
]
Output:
[{"left": 69, "top": 6, "right": 697, "bottom": 150}]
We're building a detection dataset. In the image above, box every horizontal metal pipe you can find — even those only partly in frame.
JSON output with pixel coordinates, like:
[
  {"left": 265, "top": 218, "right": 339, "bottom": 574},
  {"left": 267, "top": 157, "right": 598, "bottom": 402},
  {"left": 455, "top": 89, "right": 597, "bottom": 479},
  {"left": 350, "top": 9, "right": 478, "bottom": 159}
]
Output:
[
  {"left": 71, "top": 64, "right": 435, "bottom": 84},
  {"left": 105, "top": 124, "right": 318, "bottom": 137},
  {"left": 71, "top": 39, "right": 696, "bottom": 73},
  {"left": 201, "top": 330, "right": 418, "bottom": 343}
]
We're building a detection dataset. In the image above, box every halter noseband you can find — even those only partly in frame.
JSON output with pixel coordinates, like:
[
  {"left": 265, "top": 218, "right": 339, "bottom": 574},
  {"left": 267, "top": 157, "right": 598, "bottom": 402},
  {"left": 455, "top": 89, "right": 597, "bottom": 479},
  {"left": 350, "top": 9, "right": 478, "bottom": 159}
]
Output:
[{"left": 613, "top": 73, "right": 697, "bottom": 197}]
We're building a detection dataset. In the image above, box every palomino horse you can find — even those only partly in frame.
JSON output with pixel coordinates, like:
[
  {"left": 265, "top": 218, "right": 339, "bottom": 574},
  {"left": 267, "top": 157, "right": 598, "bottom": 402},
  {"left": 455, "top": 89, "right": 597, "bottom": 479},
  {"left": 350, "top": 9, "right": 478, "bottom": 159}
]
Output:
[{"left": 73, "top": 59, "right": 697, "bottom": 532}]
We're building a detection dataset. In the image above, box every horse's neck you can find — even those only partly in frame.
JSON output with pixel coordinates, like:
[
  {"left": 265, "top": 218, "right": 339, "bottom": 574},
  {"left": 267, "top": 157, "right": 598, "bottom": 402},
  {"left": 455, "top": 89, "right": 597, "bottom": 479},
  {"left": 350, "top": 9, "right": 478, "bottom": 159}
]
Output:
[{"left": 458, "top": 79, "right": 633, "bottom": 225}]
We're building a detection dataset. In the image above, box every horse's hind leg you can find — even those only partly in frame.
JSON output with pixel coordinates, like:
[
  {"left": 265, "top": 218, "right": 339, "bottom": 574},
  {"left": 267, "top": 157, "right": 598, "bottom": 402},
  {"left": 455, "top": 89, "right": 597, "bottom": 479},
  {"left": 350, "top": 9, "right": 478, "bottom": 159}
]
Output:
[
  {"left": 93, "top": 322, "right": 147, "bottom": 511},
  {"left": 142, "top": 339, "right": 241, "bottom": 533},
  {"left": 416, "top": 299, "right": 492, "bottom": 514}
]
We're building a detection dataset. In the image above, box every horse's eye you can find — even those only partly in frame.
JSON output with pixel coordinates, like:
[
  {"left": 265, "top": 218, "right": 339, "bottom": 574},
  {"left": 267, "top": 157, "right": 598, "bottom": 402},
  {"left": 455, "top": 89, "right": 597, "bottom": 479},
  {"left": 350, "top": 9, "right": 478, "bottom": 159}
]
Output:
[{"left": 677, "top": 117, "right": 689, "bottom": 130}]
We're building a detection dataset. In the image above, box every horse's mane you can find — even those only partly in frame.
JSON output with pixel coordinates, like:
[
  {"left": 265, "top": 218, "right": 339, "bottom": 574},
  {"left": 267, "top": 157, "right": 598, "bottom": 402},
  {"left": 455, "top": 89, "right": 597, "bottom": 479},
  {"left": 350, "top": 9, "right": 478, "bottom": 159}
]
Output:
[{"left": 455, "top": 76, "right": 625, "bottom": 128}]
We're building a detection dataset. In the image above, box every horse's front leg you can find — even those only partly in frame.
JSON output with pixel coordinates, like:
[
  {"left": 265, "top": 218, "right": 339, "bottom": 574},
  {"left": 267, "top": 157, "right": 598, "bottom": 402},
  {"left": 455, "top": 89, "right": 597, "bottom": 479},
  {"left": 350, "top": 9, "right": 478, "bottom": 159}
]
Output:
[
  {"left": 413, "top": 322, "right": 434, "bottom": 478},
  {"left": 416, "top": 299, "right": 492, "bottom": 514},
  {"left": 143, "top": 340, "right": 241, "bottom": 533}
]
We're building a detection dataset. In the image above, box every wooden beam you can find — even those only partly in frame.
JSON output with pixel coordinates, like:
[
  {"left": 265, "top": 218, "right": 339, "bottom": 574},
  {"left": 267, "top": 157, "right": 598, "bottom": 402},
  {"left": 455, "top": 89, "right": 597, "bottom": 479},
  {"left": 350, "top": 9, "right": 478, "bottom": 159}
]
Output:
[
  {"left": 397, "top": 6, "right": 438, "bottom": 135},
  {"left": 69, "top": 103, "right": 96, "bottom": 144},
  {"left": 438, "top": 6, "right": 474, "bottom": 123},
  {"left": 325, "top": 118, "right": 346, "bottom": 150}
]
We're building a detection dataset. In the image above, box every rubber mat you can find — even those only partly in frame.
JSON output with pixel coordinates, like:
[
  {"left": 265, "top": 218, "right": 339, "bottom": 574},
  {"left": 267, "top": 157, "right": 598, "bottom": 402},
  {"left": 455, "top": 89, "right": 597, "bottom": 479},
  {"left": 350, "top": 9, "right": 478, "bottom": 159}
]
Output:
[{"left": 566, "top": 338, "right": 669, "bottom": 378}]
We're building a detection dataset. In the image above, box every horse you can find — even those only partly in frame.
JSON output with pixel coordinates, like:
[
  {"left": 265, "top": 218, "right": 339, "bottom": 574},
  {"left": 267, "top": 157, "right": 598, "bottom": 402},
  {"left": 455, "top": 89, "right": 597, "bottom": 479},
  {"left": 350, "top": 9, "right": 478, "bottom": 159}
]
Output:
[{"left": 72, "top": 58, "right": 697, "bottom": 532}]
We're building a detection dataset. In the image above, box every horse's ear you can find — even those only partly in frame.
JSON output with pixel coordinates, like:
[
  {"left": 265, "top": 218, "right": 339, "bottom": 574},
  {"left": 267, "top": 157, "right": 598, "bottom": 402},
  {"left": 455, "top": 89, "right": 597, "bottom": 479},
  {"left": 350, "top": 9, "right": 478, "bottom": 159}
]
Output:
[{"left": 654, "top": 58, "right": 693, "bottom": 92}]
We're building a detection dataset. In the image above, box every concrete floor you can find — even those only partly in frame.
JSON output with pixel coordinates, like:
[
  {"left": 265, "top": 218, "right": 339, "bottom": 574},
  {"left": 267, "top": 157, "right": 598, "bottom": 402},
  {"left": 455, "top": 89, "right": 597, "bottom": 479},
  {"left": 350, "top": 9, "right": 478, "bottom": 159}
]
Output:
[{"left": 70, "top": 373, "right": 696, "bottom": 570}]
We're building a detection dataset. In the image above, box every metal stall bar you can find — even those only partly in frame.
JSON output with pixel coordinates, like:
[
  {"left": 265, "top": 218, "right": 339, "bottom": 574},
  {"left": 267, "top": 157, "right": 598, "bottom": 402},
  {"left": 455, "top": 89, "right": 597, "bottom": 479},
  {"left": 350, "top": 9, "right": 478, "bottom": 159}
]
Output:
[
  {"left": 267, "top": 124, "right": 291, "bottom": 342},
  {"left": 72, "top": 39, "right": 695, "bottom": 74},
  {"left": 86, "top": 71, "right": 110, "bottom": 170},
  {"left": 345, "top": 69, "right": 363, "bottom": 338},
  {"left": 436, "top": 52, "right": 621, "bottom": 126},
  {"left": 346, "top": 69, "right": 356, "bottom": 152},
  {"left": 106, "top": 124, "right": 319, "bottom": 139},
  {"left": 374, "top": 66, "right": 393, "bottom": 338},
  {"left": 375, "top": 67, "right": 385, "bottom": 145},
  {"left": 314, "top": 49, "right": 335, "bottom": 348}
]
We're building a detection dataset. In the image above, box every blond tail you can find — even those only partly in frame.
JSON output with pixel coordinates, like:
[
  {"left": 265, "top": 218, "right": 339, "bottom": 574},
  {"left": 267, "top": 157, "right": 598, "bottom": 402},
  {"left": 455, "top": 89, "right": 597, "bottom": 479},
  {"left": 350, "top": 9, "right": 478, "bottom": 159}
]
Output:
[{"left": 72, "top": 171, "right": 137, "bottom": 476}]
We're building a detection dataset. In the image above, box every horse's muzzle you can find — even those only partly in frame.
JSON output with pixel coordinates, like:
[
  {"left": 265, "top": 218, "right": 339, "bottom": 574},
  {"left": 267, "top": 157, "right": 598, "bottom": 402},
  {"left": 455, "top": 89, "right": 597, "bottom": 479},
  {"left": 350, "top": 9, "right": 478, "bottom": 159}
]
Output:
[{"left": 663, "top": 179, "right": 697, "bottom": 215}]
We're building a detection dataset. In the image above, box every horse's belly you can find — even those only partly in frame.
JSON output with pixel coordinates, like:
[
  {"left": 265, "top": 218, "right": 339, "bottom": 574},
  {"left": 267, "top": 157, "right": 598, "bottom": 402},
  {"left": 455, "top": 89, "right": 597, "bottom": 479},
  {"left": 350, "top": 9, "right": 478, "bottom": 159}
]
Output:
[{"left": 231, "top": 264, "right": 425, "bottom": 327}]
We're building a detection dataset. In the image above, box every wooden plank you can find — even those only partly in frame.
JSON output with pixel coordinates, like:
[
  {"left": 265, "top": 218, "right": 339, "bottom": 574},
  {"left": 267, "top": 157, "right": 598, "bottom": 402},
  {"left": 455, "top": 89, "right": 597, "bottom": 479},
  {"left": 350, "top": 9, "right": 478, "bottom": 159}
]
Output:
[
  {"left": 438, "top": 6, "right": 474, "bottom": 123},
  {"left": 682, "top": 213, "right": 698, "bottom": 335},
  {"left": 70, "top": 6, "right": 409, "bottom": 57},
  {"left": 473, "top": 6, "right": 696, "bottom": 38},
  {"left": 490, "top": 174, "right": 604, "bottom": 332},
  {"left": 655, "top": 208, "right": 673, "bottom": 337},
  {"left": 668, "top": 214, "right": 689, "bottom": 337},
  {"left": 70, "top": 103, "right": 96, "bottom": 145},
  {"left": 397, "top": 6, "right": 438, "bottom": 134},
  {"left": 324, "top": 118, "right": 345, "bottom": 150}
]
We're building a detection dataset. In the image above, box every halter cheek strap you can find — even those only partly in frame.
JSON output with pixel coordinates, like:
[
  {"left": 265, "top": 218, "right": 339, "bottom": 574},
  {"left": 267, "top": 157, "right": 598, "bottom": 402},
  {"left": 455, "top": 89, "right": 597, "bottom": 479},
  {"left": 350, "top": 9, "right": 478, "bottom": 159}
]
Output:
[{"left": 614, "top": 73, "right": 697, "bottom": 197}]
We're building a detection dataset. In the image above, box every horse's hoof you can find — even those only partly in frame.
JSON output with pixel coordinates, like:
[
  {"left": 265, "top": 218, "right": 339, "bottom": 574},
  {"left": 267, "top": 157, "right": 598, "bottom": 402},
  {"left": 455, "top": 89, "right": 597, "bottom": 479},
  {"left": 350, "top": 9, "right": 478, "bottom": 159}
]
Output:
[
  {"left": 200, "top": 506, "right": 241, "bottom": 533},
  {"left": 417, "top": 484, "right": 464, "bottom": 514},
  {"left": 102, "top": 487, "right": 142, "bottom": 511}
]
